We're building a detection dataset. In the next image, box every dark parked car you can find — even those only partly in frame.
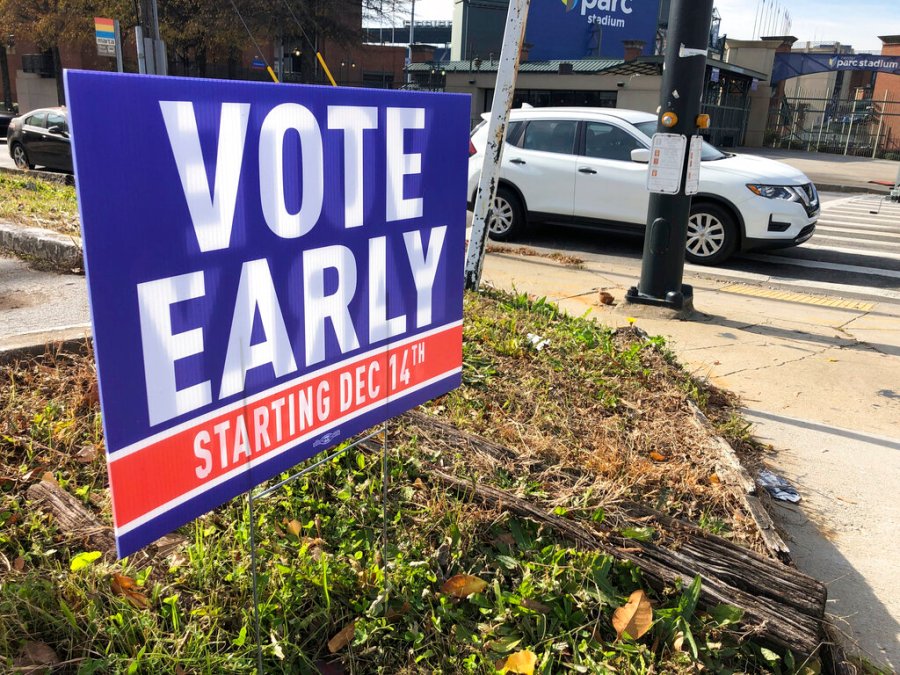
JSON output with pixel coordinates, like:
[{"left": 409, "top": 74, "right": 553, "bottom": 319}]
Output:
[
  {"left": 0, "top": 108, "right": 16, "bottom": 138},
  {"left": 6, "top": 107, "right": 72, "bottom": 172}
]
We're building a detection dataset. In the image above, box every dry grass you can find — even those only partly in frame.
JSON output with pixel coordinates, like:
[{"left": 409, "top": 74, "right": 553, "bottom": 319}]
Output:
[
  {"left": 486, "top": 244, "right": 584, "bottom": 267},
  {"left": 418, "top": 291, "right": 765, "bottom": 550},
  {"left": 0, "top": 173, "right": 80, "bottom": 237}
]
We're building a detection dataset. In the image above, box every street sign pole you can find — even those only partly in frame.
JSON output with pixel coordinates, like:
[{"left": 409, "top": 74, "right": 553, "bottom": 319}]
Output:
[
  {"left": 463, "top": 0, "right": 531, "bottom": 291},
  {"left": 624, "top": 0, "right": 713, "bottom": 312},
  {"left": 114, "top": 19, "right": 123, "bottom": 73},
  {"left": 135, "top": 26, "right": 147, "bottom": 74}
]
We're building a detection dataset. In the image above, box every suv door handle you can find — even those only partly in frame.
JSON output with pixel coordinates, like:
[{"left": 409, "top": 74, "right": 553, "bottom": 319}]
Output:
[
  {"left": 578, "top": 167, "right": 597, "bottom": 174},
  {"left": 509, "top": 158, "right": 526, "bottom": 165}
]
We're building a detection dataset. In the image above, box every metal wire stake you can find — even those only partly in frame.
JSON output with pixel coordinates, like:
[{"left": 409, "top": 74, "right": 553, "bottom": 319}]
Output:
[
  {"left": 381, "top": 421, "right": 389, "bottom": 613},
  {"left": 248, "top": 491, "right": 265, "bottom": 674}
]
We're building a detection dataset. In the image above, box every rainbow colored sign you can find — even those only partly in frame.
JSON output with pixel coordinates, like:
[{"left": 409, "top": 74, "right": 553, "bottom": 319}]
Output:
[{"left": 94, "top": 17, "right": 116, "bottom": 56}]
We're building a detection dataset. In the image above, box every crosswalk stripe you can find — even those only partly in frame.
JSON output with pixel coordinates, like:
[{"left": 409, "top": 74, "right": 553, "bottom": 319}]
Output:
[
  {"left": 812, "top": 234, "right": 900, "bottom": 248},
  {"left": 800, "top": 243, "right": 900, "bottom": 261},
  {"left": 743, "top": 253, "right": 900, "bottom": 279},
  {"left": 815, "top": 225, "right": 900, "bottom": 239},
  {"left": 817, "top": 214, "right": 900, "bottom": 228}
]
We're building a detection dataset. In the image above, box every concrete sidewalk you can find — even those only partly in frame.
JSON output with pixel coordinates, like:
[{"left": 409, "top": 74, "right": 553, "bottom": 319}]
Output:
[
  {"left": 481, "top": 251, "right": 900, "bottom": 670},
  {"left": 737, "top": 146, "right": 900, "bottom": 194}
]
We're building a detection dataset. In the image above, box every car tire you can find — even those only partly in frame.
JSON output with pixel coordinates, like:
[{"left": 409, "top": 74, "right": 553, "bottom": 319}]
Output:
[
  {"left": 487, "top": 187, "right": 525, "bottom": 242},
  {"left": 685, "top": 202, "right": 738, "bottom": 266},
  {"left": 11, "top": 143, "right": 33, "bottom": 170}
]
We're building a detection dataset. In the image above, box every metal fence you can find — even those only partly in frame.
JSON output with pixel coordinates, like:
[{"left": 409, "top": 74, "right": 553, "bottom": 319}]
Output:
[{"left": 765, "top": 93, "right": 900, "bottom": 160}]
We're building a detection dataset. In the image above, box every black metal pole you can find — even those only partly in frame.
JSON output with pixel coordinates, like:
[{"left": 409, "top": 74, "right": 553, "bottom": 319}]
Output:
[{"left": 625, "top": 0, "right": 713, "bottom": 310}]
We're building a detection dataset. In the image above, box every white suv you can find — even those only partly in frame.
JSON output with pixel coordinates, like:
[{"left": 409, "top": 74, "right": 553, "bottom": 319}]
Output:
[{"left": 468, "top": 107, "right": 819, "bottom": 265}]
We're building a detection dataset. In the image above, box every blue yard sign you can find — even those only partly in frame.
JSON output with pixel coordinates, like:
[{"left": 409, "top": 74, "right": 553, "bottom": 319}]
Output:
[{"left": 64, "top": 71, "right": 469, "bottom": 558}]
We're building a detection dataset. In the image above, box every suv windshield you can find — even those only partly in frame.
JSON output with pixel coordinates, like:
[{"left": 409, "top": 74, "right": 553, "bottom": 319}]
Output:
[{"left": 634, "top": 121, "right": 727, "bottom": 161}]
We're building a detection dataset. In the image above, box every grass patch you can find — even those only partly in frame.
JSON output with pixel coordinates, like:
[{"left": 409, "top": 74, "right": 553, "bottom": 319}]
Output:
[
  {"left": 0, "top": 173, "right": 80, "bottom": 237},
  {"left": 0, "top": 292, "right": 821, "bottom": 673}
]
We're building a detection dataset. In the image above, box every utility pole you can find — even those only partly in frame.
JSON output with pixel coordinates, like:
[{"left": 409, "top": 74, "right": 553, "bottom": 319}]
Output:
[
  {"left": 0, "top": 36, "right": 12, "bottom": 110},
  {"left": 407, "top": 0, "right": 416, "bottom": 84},
  {"left": 624, "top": 0, "right": 713, "bottom": 313}
]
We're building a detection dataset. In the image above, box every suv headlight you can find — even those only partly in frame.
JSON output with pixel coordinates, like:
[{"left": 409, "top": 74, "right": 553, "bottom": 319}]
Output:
[{"left": 747, "top": 184, "right": 802, "bottom": 201}]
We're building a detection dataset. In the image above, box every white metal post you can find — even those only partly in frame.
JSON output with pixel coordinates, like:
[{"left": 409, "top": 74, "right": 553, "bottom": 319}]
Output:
[
  {"left": 815, "top": 86, "right": 830, "bottom": 153},
  {"left": 113, "top": 20, "right": 124, "bottom": 73},
  {"left": 873, "top": 90, "right": 887, "bottom": 159},
  {"left": 463, "top": 0, "right": 531, "bottom": 291},
  {"left": 135, "top": 26, "right": 147, "bottom": 74},
  {"left": 844, "top": 98, "right": 856, "bottom": 156}
]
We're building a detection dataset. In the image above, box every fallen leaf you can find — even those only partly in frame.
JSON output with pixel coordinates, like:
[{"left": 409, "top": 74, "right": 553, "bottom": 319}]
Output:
[
  {"left": 286, "top": 519, "right": 302, "bottom": 538},
  {"left": 76, "top": 445, "right": 98, "bottom": 463},
  {"left": 497, "top": 649, "right": 537, "bottom": 674},
  {"left": 520, "top": 598, "right": 551, "bottom": 614},
  {"left": 612, "top": 589, "right": 653, "bottom": 640},
  {"left": 13, "top": 556, "right": 25, "bottom": 572},
  {"left": 673, "top": 630, "right": 685, "bottom": 651},
  {"left": 70, "top": 550, "right": 102, "bottom": 572},
  {"left": 41, "top": 471, "right": 57, "bottom": 485},
  {"left": 495, "top": 533, "right": 516, "bottom": 547},
  {"left": 649, "top": 451, "right": 668, "bottom": 462},
  {"left": 14, "top": 641, "right": 60, "bottom": 672},
  {"left": 175, "top": 666, "right": 188, "bottom": 675},
  {"left": 385, "top": 601, "right": 411, "bottom": 622},
  {"left": 111, "top": 573, "right": 151, "bottom": 609},
  {"left": 85, "top": 381, "right": 100, "bottom": 406},
  {"left": 441, "top": 574, "right": 488, "bottom": 598},
  {"left": 327, "top": 622, "right": 356, "bottom": 653},
  {"left": 827, "top": 358, "right": 838, "bottom": 363},
  {"left": 709, "top": 473, "right": 721, "bottom": 484}
]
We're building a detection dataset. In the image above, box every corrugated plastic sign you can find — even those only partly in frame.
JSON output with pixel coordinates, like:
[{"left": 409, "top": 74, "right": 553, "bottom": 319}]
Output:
[{"left": 64, "top": 71, "right": 469, "bottom": 558}]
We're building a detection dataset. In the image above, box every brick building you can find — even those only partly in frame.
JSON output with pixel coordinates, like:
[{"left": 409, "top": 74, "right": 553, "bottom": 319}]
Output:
[
  {"left": 1, "top": 2, "right": 407, "bottom": 114},
  {"left": 873, "top": 35, "right": 900, "bottom": 157}
]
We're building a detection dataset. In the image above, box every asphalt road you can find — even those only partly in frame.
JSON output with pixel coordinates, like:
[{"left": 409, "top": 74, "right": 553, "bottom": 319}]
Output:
[
  {"left": 0, "top": 138, "right": 14, "bottom": 170},
  {"left": 484, "top": 192, "right": 900, "bottom": 303}
]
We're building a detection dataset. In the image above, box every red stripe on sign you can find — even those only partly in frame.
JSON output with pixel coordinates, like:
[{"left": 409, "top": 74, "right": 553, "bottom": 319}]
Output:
[{"left": 108, "top": 324, "right": 462, "bottom": 529}]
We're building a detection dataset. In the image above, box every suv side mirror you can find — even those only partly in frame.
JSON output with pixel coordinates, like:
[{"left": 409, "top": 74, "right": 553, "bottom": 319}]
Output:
[{"left": 631, "top": 148, "right": 651, "bottom": 163}]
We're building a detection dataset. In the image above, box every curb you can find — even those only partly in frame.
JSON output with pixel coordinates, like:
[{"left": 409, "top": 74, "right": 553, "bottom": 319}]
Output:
[
  {"left": 0, "top": 326, "right": 93, "bottom": 364},
  {"left": 813, "top": 181, "right": 891, "bottom": 195},
  {"left": 0, "top": 165, "right": 74, "bottom": 185},
  {"left": 0, "top": 221, "right": 83, "bottom": 269}
]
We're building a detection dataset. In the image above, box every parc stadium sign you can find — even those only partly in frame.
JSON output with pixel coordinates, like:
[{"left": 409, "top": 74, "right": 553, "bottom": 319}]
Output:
[
  {"left": 771, "top": 52, "right": 900, "bottom": 84},
  {"left": 526, "top": 0, "right": 660, "bottom": 60},
  {"left": 65, "top": 71, "right": 468, "bottom": 558}
]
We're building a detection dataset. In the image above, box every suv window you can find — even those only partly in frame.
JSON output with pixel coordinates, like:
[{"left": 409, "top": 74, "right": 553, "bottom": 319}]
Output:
[
  {"left": 583, "top": 122, "right": 644, "bottom": 161},
  {"left": 25, "top": 112, "right": 48, "bottom": 128},
  {"left": 521, "top": 120, "right": 577, "bottom": 155},
  {"left": 47, "top": 112, "right": 67, "bottom": 133}
]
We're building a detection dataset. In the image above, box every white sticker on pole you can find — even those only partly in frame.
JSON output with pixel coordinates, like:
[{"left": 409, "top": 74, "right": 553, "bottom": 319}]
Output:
[
  {"left": 685, "top": 135, "right": 703, "bottom": 195},
  {"left": 647, "top": 133, "right": 686, "bottom": 195}
]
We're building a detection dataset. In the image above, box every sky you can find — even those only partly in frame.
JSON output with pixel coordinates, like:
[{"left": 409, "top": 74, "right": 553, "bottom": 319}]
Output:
[{"left": 376, "top": 0, "right": 899, "bottom": 54}]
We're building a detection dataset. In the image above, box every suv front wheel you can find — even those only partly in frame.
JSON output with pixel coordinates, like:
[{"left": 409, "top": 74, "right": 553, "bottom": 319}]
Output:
[
  {"left": 487, "top": 187, "right": 525, "bottom": 242},
  {"left": 685, "top": 202, "right": 738, "bottom": 265}
]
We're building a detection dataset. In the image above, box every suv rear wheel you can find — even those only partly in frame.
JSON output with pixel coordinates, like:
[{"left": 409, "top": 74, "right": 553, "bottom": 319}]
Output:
[
  {"left": 487, "top": 187, "right": 525, "bottom": 242},
  {"left": 685, "top": 202, "right": 738, "bottom": 265}
]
